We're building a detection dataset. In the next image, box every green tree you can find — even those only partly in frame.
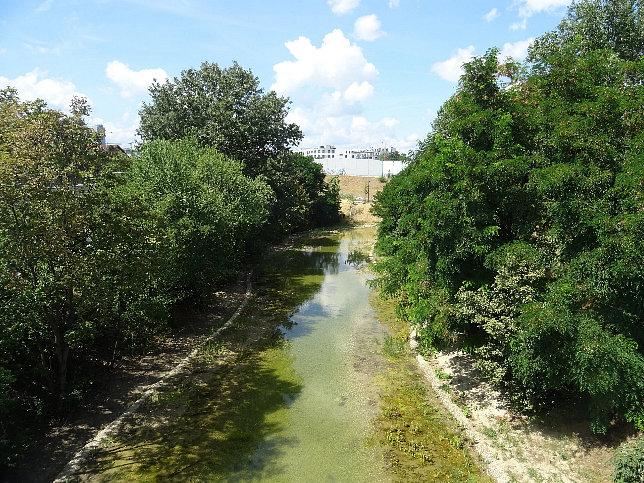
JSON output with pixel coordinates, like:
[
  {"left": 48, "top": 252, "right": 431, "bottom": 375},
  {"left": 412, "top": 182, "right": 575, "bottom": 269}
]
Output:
[
  {"left": 126, "top": 137, "right": 273, "bottom": 297},
  {"left": 138, "top": 61, "right": 302, "bottom": 176},
  {"left": 529, "top": 0, "right": 644, "bottom": 63},
  {"left": 0, "top": 91, "right": 168, "bottom": 468},
  {"left": 372, "top": 42, "right": 644, "bottom": 433}
]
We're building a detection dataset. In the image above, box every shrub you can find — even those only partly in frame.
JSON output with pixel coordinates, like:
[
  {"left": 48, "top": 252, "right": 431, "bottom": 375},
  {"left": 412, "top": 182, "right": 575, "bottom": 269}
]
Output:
[{"left": 613, "top": 437, "right": 644, "bottom": 483}]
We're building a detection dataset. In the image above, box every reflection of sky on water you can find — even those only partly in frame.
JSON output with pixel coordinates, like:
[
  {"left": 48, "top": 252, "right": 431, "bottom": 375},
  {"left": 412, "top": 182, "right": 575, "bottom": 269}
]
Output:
[{"left": 240, "top": 225, "right": 387, "bottom": 482}]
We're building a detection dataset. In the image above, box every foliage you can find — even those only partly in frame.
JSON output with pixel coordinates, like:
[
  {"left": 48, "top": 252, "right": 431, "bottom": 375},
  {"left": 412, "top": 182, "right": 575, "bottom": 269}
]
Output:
[
  {"left": 137, "top": 61, "right": 338, "bottom": 237},
  {"left": 125, "top": 137, "right": 273, "bottom": 297},
  {"left": 259, "top": 153, "right": 340, "bottom": 238},
  {"left": 529, "top": 0, "right": 644, "bottom": 63},
  {"left": 612, "top": 436, "right": 644, "bottom": 482},
  {"left": 0, "top": 89, "right": 173, "bottom": 467},
  {"left": 138, "top": 61, "right": 302, "bottom": 177},
  {"left": 0, "top": 93, "right": 273, "bottom": 469},
  {"left": 372, "top": 2, "right": 644, "bottom": 434}
]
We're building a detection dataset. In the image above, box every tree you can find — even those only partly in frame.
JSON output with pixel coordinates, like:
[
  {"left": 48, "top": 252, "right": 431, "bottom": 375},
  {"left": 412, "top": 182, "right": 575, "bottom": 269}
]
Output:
[
  {"left": 372, "top": 43, "right": 644, "bottom": 433},
  {"left": 125, "top": 137, "right": 273, "bottom": 297},
  {"left": 529, "top": 0, "right": 644, "bottom": 63},
  {"left": 138, "top": 61, "right": 303, "bottom": 176},
  {"left": 0, "top": 90, "right": 167, "bottom": 429}
]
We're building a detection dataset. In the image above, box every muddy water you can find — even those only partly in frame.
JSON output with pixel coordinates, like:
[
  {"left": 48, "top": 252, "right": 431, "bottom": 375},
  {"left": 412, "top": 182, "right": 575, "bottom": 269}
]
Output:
[{"left": 232, "top": 225, "right": 389, "bottom": 481}]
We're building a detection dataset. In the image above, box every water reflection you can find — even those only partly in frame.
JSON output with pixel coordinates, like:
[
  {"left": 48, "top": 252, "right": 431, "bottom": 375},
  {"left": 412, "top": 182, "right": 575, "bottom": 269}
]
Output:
[{"left": 346, "top": 249, "right": 370, "bottom": 268}]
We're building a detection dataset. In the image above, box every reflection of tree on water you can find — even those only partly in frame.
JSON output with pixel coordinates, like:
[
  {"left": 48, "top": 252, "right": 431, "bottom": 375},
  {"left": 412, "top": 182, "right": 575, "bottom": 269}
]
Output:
[
  {"left": 298, "top": 250, "right": 340, "bottom": 275},
  {"left": 257, "top": 241, "right": 341, "bottom": 334},
  {"left": 346, "top": 249, "right": 369, "bottom": 268}
]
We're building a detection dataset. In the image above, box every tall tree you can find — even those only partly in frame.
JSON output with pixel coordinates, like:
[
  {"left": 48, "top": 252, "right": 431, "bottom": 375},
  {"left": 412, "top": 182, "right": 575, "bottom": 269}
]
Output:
[
  {"left": 529, "top": 0, "right": 644, "bottom": 63},
  {"left": 0, "top": 90, "right": 163, "bottom": 412},
  {"left": 372, "top": 42, "right": 644, "bottom": 433},
  {"left": 138, "top": 61, "right": 303, "bottom": 176}
]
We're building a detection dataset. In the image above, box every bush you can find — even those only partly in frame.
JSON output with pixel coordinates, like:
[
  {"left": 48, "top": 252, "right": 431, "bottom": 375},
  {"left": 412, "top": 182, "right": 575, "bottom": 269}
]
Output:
[{"left": 613, "top": 437, "right": 644, "bottom": 483}]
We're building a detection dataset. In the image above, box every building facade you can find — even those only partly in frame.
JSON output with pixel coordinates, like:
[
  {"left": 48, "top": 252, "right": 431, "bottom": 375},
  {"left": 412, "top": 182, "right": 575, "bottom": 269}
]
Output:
[{"left": 296, "top": 145, "right": 406, "bottom": 177}]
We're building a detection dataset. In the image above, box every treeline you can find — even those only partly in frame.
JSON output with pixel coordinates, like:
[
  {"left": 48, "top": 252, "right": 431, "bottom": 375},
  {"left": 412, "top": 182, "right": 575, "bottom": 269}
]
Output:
[
  {"left": 372, "top": 0, "right": 644, "bottom": 435},
  {"left": 0, "top": 64, "right": 339, "bottom": 467}
]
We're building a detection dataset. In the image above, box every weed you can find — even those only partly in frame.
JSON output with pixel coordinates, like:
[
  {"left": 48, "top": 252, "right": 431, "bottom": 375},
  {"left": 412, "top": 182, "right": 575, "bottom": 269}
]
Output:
[
  {"left": 435, "top": 368, "right": 452, "bottom": 381},
  {"left": 382, "top": 334, "right": 406, "bottom": 359},
  {"left": 527, "top": 467, "right": 543, "bottom": 482}
]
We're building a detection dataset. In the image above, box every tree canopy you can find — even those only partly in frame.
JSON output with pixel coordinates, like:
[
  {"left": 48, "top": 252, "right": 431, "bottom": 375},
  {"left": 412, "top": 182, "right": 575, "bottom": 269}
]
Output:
[
  {"left": 138, "top": 61, "right": 303, "bottom": 176},
  {"left": 372, "top": 0, "right": 644, "bottom": 434},
  {"left": 529, "top": 0, "right": 644, "bottom": 62}
]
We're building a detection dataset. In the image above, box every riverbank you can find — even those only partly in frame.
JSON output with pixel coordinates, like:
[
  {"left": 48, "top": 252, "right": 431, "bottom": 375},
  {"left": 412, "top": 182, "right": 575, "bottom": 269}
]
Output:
[
  {"left": 1, "top": 276, "right": 250, "bottom": 483},
  {"left": 415, "top": 340, "right": 632, "bottom": 482},
  {"left": 13, "top": 226, "right": 491, "bottom": 481},
  {"left": 4, "top": 224, "right": 625, "bottom": 482}
]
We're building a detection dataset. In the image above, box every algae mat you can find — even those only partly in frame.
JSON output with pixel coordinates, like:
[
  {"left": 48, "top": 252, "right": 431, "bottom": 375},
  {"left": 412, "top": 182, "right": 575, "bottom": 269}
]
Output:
[{"left": 73, "top": 226, "right": 488, "bottom": 482}]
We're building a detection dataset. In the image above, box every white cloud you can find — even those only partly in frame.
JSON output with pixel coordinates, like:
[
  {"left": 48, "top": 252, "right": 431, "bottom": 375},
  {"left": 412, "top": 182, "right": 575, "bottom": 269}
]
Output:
[
  {"left": 328, "top": 0, "right": 360, "bottom": 14},
  {"left": 354, "top": 14, "right": 384, "bottom": 42},
  {"left": 290, "top": 107, "right": 406, "bottom": 149},
  {"left": 484, "top": 8, "right": 500, "bottom": 22},
  {"left": 516, "top": 0, "right": 571, "bottom": 17},
  {"left": 105, "top": 60, "right": 168, "bottom": 99},
  {"left": 431, "top": 46, "right": 475, "bottom": 83},
  {"left": 512, "top": 0, "right": 570, "bottom": 29},
  {"left": 89, "top": 112, "right": 140, "bottom": 147},
  {"left": 0, "top": 69, "right": 86, "bottom": 110},
  {"left": 389, "top": 0, "right": 400, "bottom": 7},
  {"left": 272, "top": 29, "right": 378, "bottom": 96},
  {"left": 510, "top": 17, "right": 528, "bottom": 30},
  {"left": 500, "top": 38, "right": 534, "bottom": 60}
]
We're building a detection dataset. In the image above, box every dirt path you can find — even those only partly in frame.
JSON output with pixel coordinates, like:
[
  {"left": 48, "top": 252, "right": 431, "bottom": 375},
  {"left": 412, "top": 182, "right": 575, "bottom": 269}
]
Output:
[
  {"left": 52, "top": 275, "right": 253, "bottom": 483},
  {"left": 1, "top": 275, "right": 249, "bottom": 483},
  {"left": 413, "top": 336, "right": 633, "bottom": 482}
]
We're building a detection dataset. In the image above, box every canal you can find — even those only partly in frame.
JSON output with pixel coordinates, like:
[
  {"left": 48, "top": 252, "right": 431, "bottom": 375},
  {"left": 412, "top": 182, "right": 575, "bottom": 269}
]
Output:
[{"left": 77, "top": 226, "right": 488, "bottom": 482}]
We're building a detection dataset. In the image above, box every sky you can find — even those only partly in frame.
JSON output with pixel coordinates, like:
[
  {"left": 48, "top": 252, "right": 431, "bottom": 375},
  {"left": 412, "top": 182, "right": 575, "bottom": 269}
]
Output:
[{"left": 1, "top": 0, "right": 572, "bottom": 152}]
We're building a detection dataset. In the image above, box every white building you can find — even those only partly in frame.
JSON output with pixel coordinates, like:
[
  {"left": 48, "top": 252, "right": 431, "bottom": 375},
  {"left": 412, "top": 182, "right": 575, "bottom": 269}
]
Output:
[{"left": 296, "top": 145, "right": 406, "bottom": 177}]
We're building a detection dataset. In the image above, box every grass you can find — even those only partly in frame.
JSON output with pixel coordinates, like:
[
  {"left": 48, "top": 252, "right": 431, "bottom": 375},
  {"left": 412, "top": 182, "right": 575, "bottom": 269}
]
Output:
[{"left": 369, "top": 292, "right": 494, "bottom": 482}]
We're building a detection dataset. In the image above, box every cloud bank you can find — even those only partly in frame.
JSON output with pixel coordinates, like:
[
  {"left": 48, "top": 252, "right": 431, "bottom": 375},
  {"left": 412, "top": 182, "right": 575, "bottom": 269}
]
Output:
[{"left": 0, "top": 69, "right": 85, "bottom": 110}]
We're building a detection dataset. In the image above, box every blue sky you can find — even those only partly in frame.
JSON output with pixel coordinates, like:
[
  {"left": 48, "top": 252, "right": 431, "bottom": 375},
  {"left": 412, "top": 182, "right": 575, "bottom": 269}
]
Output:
[{"left": 1, "top": 0, "right": 572, "bottom": 151}]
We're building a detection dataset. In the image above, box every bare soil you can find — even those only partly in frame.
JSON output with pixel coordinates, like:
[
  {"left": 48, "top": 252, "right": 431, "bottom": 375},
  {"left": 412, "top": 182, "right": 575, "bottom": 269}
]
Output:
[{"left": 414, "top": 340, "right": 640, "bottom": 482}]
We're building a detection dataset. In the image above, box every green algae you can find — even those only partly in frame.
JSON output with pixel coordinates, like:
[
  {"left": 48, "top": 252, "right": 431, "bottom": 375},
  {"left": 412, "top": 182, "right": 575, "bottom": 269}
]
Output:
[
  {"left": 76, "top": 226, "right": 491, "bottom": 482},
  {"left": 369, "top": 294, "right": 493, "bottom": 483}
]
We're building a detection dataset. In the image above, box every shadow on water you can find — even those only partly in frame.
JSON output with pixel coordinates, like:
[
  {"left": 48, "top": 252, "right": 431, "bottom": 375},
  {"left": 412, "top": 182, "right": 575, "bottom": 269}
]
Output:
[
  {"left": 82, "top": 339, "right": 303, "bottom": 481},
  {"left": 255, "top": 238, "right": 341, "bottom": 338}
]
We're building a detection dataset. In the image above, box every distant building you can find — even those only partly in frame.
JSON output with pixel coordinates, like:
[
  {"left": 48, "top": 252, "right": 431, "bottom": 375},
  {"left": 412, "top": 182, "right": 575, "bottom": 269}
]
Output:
[{"left": 295, "top": 145, "right": 406, "bottom": 176}]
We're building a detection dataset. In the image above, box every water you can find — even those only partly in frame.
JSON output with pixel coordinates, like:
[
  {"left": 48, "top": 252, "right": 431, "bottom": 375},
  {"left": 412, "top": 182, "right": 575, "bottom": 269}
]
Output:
[
  {"left": 232, "top": 226, "right": 388, "bottom": 482},
  {"left": 81, "top": 226, "right": 391, "bottom": 482}
]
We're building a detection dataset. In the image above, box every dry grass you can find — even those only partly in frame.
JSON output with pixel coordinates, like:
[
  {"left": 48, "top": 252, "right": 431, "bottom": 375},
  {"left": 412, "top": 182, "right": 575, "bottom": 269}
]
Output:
[{"left": 327, "top": 175, "right": 389, "bottom": 224}]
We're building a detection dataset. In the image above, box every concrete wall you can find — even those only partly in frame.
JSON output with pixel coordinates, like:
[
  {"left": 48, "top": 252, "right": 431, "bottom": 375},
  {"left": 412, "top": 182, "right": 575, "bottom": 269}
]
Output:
[{"left": 319, "top": 158, "right": 406, "bottom": 176}]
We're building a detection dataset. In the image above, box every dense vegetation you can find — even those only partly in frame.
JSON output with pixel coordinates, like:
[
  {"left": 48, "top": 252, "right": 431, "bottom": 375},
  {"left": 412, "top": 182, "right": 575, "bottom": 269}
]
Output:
[
  {"left": 139, "top": 62, "right": 340, "bottom": 238},
  {"left": 372, "top": 0, "right": 644, "bottom": 435},
  {"left": 0, "top": 62, "right": 339, "bottom": 469}
]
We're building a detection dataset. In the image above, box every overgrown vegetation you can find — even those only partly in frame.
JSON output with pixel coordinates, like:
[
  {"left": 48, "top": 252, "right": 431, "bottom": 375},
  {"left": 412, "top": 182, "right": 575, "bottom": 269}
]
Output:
[
  {"left": 612, "top": 436, "right": 644, "bottom": 482},
  {"left": 371, "top": 0, "right": 644, "bottom": 435},
  {"left": 0, "top": 61, "right": 339, "bottom": 470},
  {"left": 370, "top": 294, "right": 492, "bottom": 482}
]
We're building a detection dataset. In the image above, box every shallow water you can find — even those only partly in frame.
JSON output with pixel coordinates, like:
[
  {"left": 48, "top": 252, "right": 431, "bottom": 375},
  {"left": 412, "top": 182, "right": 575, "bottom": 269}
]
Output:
[
  {"left": 82, "top": 227, "right": 393, "bottom": 482},
  {"left": 230, "top": 225, "right": 389, "bottom": 482}
]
